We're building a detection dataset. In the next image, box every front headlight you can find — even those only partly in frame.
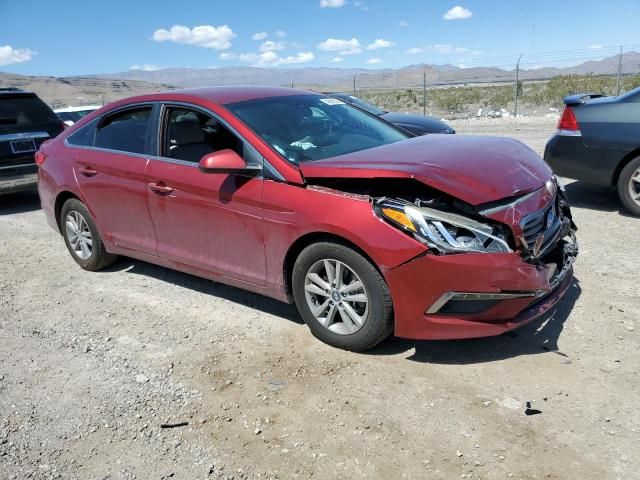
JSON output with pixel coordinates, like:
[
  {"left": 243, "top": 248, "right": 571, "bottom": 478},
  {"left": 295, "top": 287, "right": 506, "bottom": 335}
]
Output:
[{"left": 376, "top": 199, "right": 512, "bottom": 254}]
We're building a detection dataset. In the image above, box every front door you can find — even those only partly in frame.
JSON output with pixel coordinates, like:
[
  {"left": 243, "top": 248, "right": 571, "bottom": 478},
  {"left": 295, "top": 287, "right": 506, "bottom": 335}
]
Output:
[
  {"left": 73, "top": 105, "right": 157, "bottom": 255},
  {"left": 145, "top": 105, "right": 266, "bottom": 286}
]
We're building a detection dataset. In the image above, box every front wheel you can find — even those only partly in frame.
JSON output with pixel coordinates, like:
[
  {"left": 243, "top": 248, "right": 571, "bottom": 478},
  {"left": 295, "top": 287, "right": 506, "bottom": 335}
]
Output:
[
  {"left": 292, "top": 242, "right": 393, "bottom": 351},
  {"left": 60, "top": 198, "right": 117, "bottom": 271},
  {"left": 618, "top": 156, "right": 640, "bottom": 216}
]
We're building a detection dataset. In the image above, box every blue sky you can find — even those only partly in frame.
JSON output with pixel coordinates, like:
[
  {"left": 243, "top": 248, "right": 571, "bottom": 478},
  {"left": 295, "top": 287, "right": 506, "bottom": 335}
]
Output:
[{"left": 1, "top": 0, "right": 640, "bottom": 76}]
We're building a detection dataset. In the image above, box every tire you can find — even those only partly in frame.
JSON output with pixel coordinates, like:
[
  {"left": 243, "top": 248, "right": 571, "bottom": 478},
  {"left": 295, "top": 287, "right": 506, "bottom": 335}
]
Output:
[
  {"left": 617, "top": 156, "right": 640, "bottom": 216},
  {"left": 292, "top": 242, "right": 393, "bottom": 351},
  {"left": 60, "top": 198, "right": 117, "bottom": 271}
]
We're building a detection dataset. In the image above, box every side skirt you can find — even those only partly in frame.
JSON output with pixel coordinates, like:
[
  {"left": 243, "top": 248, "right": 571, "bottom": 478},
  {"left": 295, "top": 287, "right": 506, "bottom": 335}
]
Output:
[{"left": 107, "top": 244, "right": 290, "bottom": 303}]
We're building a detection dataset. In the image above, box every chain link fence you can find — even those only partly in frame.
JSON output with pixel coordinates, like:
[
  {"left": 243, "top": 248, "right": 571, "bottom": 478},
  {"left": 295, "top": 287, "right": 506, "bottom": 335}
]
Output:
[{"left": 323, "top": 45, "right": 640, "bottom": 120}]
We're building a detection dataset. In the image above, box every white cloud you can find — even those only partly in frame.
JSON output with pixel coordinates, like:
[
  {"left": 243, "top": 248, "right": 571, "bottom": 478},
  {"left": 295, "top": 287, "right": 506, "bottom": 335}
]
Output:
[
  {"left": 331, "top": 57, "right": 344, "bottom": 63},
  {"left": 239, "top": 53, "right": 260, "bottom": 62},
  {"left": 426, "top": 44, "right": 481, "bottom": 55},
  {"left": 0, "top": 45, "right": 35, "bottom": 66},
  {"left": 443, "top": 6, "right": 472, "bottom": 20},
  {"left": 252, "top": 32, "right": 268, "bottom": 41},
  {"left": 254, "top": 51, "right": 315, "bottom": 66},
  {"left": 398, "top": 20, "right": 409, "bottom": 27},
  {"left": 152, "top": 24, "right": 235, "bottom": 50},
  {"left": 260, "top": 41, "right": 286, "bottom": 52},
  {"left": 320, "top": 0, "right": 346, "bottom": 7},
  {"left": 354, "top": 1, "right": 369, "bottom": 10},
  {"left": 278, "top": 52, "right": 315, "bottom": 65},
  {"left": 129, "top": 64, "right": 161, "bottom": 71},
  {"left": 275, "top": 30, "right": 287, "bottom": 38},
  {"left": 317, "top": 38, "right": 362, "bottom": 56},
  {"left": 254, "top": 51, "right": 279, "bottom": 66},
  {"left": 366, "top": 58, "right": 382, "bottom": 64},
  {"left": 588, "top": 44, "right": 604, "bottom": 50},
  {"left": 406, "top": 47, "right": 424, "bottom": 54},
  {"left": 219, "top": 52, "right": 259, "bottom": 62},
  {"left": 367, "top": 39, "right": 394, "bottom": 50}
]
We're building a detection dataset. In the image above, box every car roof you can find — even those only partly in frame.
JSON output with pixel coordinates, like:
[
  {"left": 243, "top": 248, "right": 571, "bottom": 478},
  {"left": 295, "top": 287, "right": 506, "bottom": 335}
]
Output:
[
  {"left": 54, "top": 105, "right": 102, "bottom": 113},
  {"left": 123, "top": 86, "right": 319, "bottom": 106},
  {"left": 0, "top": 87, "right": 36, "bottom": 97}
]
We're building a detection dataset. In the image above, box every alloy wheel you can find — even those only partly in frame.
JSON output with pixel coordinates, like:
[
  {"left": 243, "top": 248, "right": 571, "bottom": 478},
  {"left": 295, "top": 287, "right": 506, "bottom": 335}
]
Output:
[
  {"left": 65, "top": 211, "right": 93, "bottom": 260},
  {"left": 628, "top": 166, "right": 640, "bottom": 206},
  {"left": 304, "top": 259, "right": 369, "bottom": 335}
]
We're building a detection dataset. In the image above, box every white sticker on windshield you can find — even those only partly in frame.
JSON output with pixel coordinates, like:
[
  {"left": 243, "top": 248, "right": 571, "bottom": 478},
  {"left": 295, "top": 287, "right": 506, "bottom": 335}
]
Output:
[
  {"left": 320, "top": 98, "right": 345, "bottom": 105},
  {"left": 291, "top": 141, "right": 317, "bottom": 150}
]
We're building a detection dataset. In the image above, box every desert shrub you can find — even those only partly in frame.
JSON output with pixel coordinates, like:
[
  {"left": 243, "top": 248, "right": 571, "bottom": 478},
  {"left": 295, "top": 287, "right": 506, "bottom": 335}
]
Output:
[
  {"left": 430, "top": 86, "right": 480, "bottom": 113},
  {"left": 482, "top": 86, "right": 512, "bottom": 108},
  {"left": 622, "top": 75, "right": 640, "bottom": 91},
  {"left": 356, "top": 74, "right": 640, "bottom": 117}
]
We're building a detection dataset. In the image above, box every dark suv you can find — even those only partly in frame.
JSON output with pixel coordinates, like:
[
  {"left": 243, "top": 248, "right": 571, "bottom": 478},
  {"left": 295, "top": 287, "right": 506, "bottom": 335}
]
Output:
[{"left": 0, "top": 88, "right": 64, "bottom": 194}]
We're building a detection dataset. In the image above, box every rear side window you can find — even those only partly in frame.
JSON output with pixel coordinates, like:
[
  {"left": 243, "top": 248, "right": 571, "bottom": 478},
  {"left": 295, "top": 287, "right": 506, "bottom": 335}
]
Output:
[
  {"left": 0, "top": 94, "right": 60, "bottom": 134},
  {"left": 67, "top": 119, "right": 98, "bottom": 147},
  {"left": 95, "top": 107, "right": 151, "bottom": 155}
]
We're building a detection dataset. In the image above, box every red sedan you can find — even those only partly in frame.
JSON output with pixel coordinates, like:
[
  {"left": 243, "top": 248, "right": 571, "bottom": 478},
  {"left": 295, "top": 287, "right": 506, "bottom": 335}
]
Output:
[{"left": 37, "top": 87, "right": 578, "bottom": 351}]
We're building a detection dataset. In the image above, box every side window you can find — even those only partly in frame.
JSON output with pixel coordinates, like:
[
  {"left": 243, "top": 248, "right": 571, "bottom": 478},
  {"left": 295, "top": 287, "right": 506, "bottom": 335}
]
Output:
[
  {"left": 163, "top": 107, "right": 243, "bottom": 163},
  {"left": 66, "top": 118, "right": 98, "bottom": 147},
  {"left": 95, "top": 107, "right": 152, "bottom": 155}
]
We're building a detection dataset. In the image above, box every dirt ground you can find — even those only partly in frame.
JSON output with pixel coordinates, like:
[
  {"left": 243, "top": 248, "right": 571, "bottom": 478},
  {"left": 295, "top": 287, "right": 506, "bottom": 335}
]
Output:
[{"left": 1, "top": 116, "right": 638, "bottom": 480}]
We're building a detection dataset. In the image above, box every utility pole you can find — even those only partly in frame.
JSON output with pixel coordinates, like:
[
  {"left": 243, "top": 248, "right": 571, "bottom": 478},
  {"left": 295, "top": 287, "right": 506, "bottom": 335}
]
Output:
[
  {"left": 616, "top": 46, "right": 623, "bottom": 95},
  {"left": 513, "top": 54, "right": 522, "bottom": 117},
  {"left": 423, "top": 67, "right": 427, "bottom": 116},
  {"left": 353, "top": 74, "right": 357, "bottom": 96}
]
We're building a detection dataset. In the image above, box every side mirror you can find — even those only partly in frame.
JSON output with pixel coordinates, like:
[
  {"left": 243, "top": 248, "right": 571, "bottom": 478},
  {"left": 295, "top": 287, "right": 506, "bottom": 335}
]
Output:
[
  {"left": 199, "top": 149, "right": 245, "bottom": 173},
  {"left": 198, "top": 149, "right": 260, "bottom": 175}
]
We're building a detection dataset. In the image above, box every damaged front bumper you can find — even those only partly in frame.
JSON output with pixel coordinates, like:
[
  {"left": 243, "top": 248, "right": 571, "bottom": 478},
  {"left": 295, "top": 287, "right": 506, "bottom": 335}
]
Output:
[{"left": 384, "top": 232, "right": 578, "bottom": 341}]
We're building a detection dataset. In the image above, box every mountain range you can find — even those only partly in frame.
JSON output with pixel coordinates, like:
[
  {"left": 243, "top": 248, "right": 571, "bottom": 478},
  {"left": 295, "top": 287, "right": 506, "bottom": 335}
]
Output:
[
  {"left": 99, "top": 52, "right": 640, "bottom": 90},
  {"left": 1, "top": 52, "right": 639, "bottom": 108}
]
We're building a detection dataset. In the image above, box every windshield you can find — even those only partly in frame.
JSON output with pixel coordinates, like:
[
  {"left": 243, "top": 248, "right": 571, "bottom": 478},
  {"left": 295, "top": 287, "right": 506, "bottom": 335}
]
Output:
[
  {"left": 226, "top": 94, "right": 408, "bottom": 163},
  {"left": 56, "top": 111, "right": 78, "bottom": 122},
  {"left": 331, "top": 94, "right": 385, "bottom": 116}
]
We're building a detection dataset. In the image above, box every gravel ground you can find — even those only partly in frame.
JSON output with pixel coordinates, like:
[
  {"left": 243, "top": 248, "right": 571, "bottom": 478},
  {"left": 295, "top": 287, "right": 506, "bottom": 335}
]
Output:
[{"left": 1, "top": 116, "right": 638, "bottom": 480}]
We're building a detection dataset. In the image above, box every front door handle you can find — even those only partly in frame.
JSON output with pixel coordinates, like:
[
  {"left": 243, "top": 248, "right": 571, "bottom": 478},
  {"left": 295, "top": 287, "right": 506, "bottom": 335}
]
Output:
[
  {"left": 148, "top": 182, "right": 175, "bottom": 195},
  {"left": 79, "top": 166, "right": 97, "bottom": 177}
]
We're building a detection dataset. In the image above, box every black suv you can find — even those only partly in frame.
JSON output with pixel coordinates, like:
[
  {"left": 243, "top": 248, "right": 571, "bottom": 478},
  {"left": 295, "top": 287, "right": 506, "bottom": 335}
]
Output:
[{"left": 0, "top": 88, "right": 64, "bottom": 194}]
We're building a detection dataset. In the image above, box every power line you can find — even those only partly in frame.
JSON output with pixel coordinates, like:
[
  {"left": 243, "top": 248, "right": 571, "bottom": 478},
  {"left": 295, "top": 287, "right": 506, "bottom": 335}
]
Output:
[{"left": 453, "top": 44, "right": 640, "bottom": 69}]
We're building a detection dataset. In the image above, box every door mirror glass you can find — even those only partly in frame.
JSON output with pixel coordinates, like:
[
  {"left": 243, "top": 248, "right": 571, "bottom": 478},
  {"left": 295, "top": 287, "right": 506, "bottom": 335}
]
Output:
[{"left": 199, "top": 149, "right": 251, "bottom": 173}]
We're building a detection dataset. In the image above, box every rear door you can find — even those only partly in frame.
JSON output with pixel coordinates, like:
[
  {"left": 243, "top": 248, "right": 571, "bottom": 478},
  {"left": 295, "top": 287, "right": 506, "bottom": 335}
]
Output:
[
  {"left": 72, "top": 104, "right": 157, "bottom": 255},
  {"left": 0, "top": 92, "right": 63, "bottom": 179}
]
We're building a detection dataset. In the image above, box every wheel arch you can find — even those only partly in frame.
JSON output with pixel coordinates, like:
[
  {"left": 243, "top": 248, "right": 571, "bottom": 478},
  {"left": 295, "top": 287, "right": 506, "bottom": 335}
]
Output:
[
  {"left": 282, "top": 232, "right": 384, "bottom": 301},
  {"left": 54, "top": 191, "right": 81, "bottom": 233},
  {"left": 612, "top": 148, "right": 640, "bottom": 186}
]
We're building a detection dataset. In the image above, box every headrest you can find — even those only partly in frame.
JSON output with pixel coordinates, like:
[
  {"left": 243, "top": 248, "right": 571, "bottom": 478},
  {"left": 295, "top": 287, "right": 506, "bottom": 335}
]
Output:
[
  {"left": 175, "top": 112, "right": 199, "bottom": 123},
  {"left": 172, "top": 121, "right": 204, "bottom": 145}
]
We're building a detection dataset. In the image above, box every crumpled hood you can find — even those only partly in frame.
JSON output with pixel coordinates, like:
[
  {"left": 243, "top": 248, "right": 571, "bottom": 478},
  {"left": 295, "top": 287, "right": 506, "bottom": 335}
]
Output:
[{"left": 298, "top": 134, "right": 552, "bottom": 205}]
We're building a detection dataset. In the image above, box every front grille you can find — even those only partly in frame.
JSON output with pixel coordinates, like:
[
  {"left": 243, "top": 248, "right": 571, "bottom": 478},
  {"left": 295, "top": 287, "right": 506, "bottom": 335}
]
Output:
[{"left": 520, "top": 198, "right": 562, "bottom": 257}]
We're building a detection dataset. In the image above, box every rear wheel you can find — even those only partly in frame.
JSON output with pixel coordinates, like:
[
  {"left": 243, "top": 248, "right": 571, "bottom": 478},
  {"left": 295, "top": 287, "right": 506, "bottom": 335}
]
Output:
[
  {"left": 60, "top": 198, "right": 117, "bottom": 271},
  {"left": 618, "top": 156, "right": 640, "bottom": 216},
  {"left": 292, "top": 242, "right": 393, "bottom": 351}
]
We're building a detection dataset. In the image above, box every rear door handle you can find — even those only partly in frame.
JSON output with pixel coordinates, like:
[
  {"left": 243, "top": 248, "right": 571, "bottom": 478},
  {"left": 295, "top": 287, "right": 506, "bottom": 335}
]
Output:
[
  {"left": 79, "top": 166, "right": 97, "bottom": 177},
  {"left": 148, "top": 182, "right": 175, "bottom": 195}
]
